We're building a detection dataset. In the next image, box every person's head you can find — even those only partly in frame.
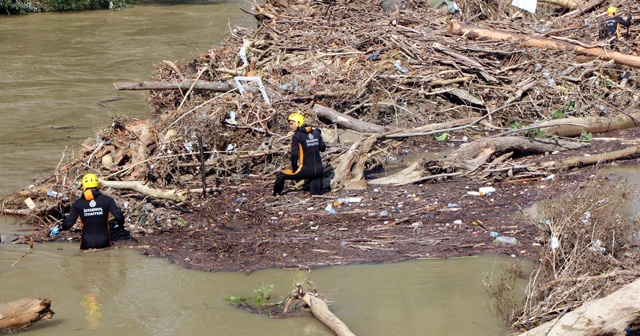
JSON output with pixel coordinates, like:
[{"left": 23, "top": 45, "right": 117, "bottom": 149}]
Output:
[
  {"left": 607, "top": 6, "right": 617, "bottom": 16},
  {"left": 82, "top": 173, "right": 100, "bottom": 191},
  {"left": 287, "top": 112, "right": 305, "bottom": 131}
]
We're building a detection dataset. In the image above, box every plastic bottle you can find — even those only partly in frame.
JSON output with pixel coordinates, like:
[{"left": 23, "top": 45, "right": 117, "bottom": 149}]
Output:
[
  {"left": 494, "top": 236, "right": 518, "bottom": 245},
  {"left": 46, "top": 190, "right": 62, "bottom": 198},
  {"left": 489, "top": 231, "right": 500, "bottom": 237}
]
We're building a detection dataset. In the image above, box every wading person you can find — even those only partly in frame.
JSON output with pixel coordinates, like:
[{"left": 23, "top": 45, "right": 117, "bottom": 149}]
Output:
[
  {"left": 273, "top": 112, "right": 326, "bottom": 196},
  {"left": 52, "top": 173, "right": 125, "bottom": 249}
]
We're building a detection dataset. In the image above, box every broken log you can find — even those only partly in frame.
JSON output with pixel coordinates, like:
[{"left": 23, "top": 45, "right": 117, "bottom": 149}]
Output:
[
  {"left": 540, "top": 145, "right": 640, "bottom": 170},
  {"left": 370, "top": 136, "right": 585, "bottom": 185},
  {"left": 0, "top": 298, "right": 54, "bottom": 331},
  {"left": 313, "top": 104, "right": 389, "bottom": 134},
  {"left": 330, "top": 136, "right": 377, "bottom": 190},
  {"left": 517, "top": 278, "right": 640, "bottom": 336},
  {"left": 534, "top": 112, "right": 640, "bottom": 137},
  {"left": 301, "top": 293, "right": 356, "bottom": 336},
  {"left": 449, "top": 21, "right": 640, "bottom": 68},
  {"left": 114, "top": 79, "right": 233, "bottom": 91},
  {"left": 538, "top": 0, "right": 579, "bottom": 9}
]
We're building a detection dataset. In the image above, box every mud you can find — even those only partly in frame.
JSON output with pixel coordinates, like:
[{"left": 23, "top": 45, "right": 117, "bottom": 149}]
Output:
[{"left": 98, "top": 128, "right": 638, "bottom": 274}]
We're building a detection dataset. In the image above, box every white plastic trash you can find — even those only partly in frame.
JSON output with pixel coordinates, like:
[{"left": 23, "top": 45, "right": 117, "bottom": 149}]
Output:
[{"left": 478, "top": 187, "right": 496, "bottom": 195}]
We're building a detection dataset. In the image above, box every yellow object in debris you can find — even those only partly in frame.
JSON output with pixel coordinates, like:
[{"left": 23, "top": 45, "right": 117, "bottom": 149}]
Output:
[
  {"left": 607, "top": 6, "right": 617, "bottom": 16},
  {"left": 556, "top": 85, "right": 569, "bottom": 92}
]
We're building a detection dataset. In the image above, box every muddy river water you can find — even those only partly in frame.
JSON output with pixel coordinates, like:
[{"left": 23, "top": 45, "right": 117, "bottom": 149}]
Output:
[{"left": 0, "top": 2, "right": 530, "bottom": 335}]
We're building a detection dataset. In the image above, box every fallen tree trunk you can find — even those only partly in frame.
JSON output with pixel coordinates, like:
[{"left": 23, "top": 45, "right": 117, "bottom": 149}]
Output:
[
  {"left": 313, "top": 104, "right": 389, "bottom": 134},
  {"left": 517, "top": 278, "right": 640, "bottom": 336},
  {"left": 301, "top": 293, "right": 356, "bottom": 336},
  {"left": 534, "top": 112, "right": 640, "bottom": 137},
  {"left": 540, "top": 145, "right": 640, "bottom": 170},
  {"left": 449, "top": 21, "right": 640, "bottom": 68},
  {"left": 0, "top": 298, "right": 54, "bottom": 331},
  {"left": 114, "top": 79, "right": 234, "bottom": 91}
]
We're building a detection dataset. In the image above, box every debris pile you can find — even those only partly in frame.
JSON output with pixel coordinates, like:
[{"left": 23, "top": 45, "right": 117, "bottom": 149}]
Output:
[{"left": 2, "top": 0, "right": 640, "bottom": 332}]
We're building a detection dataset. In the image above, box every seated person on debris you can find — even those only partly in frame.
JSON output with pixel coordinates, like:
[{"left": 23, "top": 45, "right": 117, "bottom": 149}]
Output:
[
  {"left": 51, "top": 173, "right": 126, "bottom": 249},
  {"left": 273, "top": 112, "right": 326, "bottom": 196},
  {"left": 599, "top": 6, "right": 632, "bottom": 40}
]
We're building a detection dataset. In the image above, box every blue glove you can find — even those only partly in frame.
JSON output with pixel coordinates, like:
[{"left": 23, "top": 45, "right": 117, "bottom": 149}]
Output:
[{"left": 50, "top": 225, "right": 61, "bottom": 236}]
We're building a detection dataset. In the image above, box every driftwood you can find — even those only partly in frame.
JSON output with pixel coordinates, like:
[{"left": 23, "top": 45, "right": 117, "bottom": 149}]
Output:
[
  {"left": 370, "top": 136, "right": 585, "bottom": 185},
  {"left": 301, "top": 293, "right": 356, "bottom": 336},
  {"left": 538, "top": 0, "right": 579, "bottom": 9},
  {"left": 540, "top": 145, "right": 640, "bottom": 170},
  {"left": 329, "top": 136, "right": 377, "bottom": 190},
  {"left": 313, "top": 104, "right": 389, "bottom": 134},
  {"left": 449, "top": 21, "right": 640, "bottom": 68},
  {"left": 114, "top": 79, "right": 234, "bottom": 91},
  {"left": 285, "top": 282, "right": 355, "bottom": 336},
  {"left": 535, "top": 112, "right": 640, "bottom": 137},
  {"left": 517, "top": 278, "right": 640, "bottom": 336},
  {"left": 0, "top": 298, "right": 54, "bottom": 331}
]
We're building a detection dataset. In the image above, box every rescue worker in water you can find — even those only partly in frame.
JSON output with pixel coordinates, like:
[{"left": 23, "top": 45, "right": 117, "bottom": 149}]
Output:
[
  {"left": 52, "top": 173, "right": 125, "bottom": 249},
  {"left": 273, "top": 112, "right": 327, "bottom": 196}
]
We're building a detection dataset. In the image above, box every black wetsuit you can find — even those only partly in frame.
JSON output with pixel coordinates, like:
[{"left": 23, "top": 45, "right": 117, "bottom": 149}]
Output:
[
  {"left": 600, "top": 15, "right": 632, "bottom": 39},
  {"left": 61, "top": 189, "right": 125, "bottom": 249},
  {"left": 274, "top": 126, "right": 326, "bottom": 195}
]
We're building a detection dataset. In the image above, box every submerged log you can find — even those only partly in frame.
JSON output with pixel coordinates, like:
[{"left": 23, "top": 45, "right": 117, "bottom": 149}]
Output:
[
  {"left": 449, "top": 21, "right": 640, "bottom": 68},
  {"left": 0, "top": 298, "right": 54, "bottom": 331},
  {"left": 301, "top": 293, "right": 356, "bottom": 336}
]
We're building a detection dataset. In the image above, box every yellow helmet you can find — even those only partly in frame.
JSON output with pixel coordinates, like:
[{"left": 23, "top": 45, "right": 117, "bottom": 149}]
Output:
[
  {"left": 287, "top": 112, "right": 305, "bottom": 128},
  {"left": 607, "top": 6, "right": 617, "bottom": 16},
  {"left": 82, "top": 173, "right": 100, "bottom": 190}
]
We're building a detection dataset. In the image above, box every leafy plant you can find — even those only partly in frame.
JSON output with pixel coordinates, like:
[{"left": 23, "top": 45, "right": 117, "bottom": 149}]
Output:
[
  {"left": 524, "top": 128, "right": 546, "bottom": 139},
  {"left": 254, "top": 282, "right": 274, "bottom": 303},
  {"left": 552, "top": 109, "right": 564, "bottom": 119},
  {"left": 434, "top": 132, "right": 449, "bottom": 141},
  {"left": 509, "top": 121, "right": 523, "bottom": 130},
  {"left": 579, "top": 131, "right": 593, "bottom": 142}
]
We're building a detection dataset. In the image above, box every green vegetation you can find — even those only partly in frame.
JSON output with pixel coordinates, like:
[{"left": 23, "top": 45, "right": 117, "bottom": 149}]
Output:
[
  {"left": 1, "top": 0, "right": 137, "bottom": 14},
  {"left": 552, "top": 99, "right": 575, "bottom": 119},
  {"left": 253, "top": 282, "right": 274, "bottom": 303},
  {"left": 579, "top": 131, "right": 593, "bottom": 142},
  {"left": 226, "top": 282, "right": 276, "bottom": 305}
]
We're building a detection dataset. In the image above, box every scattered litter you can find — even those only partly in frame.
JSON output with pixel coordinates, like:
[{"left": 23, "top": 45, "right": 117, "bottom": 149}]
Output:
[
  {"left": 325, "top": 204, "right": 337, "bottom": 214},
  {"left": 550, "top": 236, "right": 560, "bottom": 250},
  {"left": 495, "top": 236, "right": 518, "bottom": 245},
  {"left": 394, "top": 60, "right": 409, "bottom": 74},
  {"left": 489, "top": 231, "right": 501, "bottom": 237},
  {"left": 337, "top": 197, "right": 361, "bottom": 203}
]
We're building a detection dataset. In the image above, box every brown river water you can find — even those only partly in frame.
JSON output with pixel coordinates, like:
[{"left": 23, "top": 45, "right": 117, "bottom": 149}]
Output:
[{"left": 0, "top": 2, "right": 528, "bottom": 335}]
